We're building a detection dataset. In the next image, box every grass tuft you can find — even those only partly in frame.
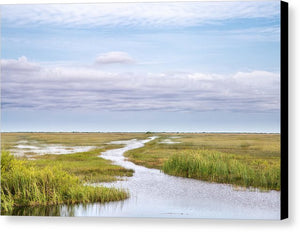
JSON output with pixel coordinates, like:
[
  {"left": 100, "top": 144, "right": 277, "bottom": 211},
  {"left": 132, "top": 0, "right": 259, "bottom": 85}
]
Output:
[
  {"left": 162, "top": 150, "right": 280, "bottom": 190},
  {"left": 1, "top": 151, "right": 128, "bottom": 214}
]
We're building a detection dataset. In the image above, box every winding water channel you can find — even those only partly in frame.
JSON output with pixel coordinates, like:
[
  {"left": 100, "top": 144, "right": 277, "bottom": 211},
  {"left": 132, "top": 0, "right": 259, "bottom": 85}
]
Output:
[{"left": 12, "top": 137, "right": 280, "bottom": 219}]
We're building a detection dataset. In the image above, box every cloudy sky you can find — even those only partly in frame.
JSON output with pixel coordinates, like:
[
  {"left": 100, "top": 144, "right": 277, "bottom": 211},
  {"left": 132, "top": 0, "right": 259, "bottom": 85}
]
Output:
[{"left": 1, "top": 1, "right": 281, "bottom": 132}]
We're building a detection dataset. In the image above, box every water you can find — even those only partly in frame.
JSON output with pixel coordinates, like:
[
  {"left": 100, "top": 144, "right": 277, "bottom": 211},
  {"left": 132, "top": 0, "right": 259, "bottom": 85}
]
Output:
[
  {"left": 11, "top": 140, "right": 95, "bottom": 157},
  {"left": 11, "top": 137, "right": 280, "bottom": 219}
]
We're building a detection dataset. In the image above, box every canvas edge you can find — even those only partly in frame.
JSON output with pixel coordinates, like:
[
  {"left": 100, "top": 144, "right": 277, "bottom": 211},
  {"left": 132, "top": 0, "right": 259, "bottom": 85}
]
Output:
[{"left": 280, "top": 0, "right": 288, "bottom": 220}]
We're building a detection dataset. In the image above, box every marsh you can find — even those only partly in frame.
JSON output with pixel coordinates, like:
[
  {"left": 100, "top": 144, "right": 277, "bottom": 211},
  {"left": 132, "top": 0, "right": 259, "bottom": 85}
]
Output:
[{"left": 1, "top": 133, "right": 280, "bottom": 218}]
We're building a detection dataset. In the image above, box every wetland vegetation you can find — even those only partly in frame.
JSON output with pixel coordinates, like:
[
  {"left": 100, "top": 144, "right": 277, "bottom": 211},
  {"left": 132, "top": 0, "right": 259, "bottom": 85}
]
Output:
[
  {"left": 1, "top": 151, "right": 128, "bottom": 214},
  {"left": 1, "top": 132, "right": 280, "bottom": 215},
  {"left": 125, "top": 133, "right": 280, "bottom": 190},
  {"left": 1, "top": 132, "right": 149, "bottom": 214}
]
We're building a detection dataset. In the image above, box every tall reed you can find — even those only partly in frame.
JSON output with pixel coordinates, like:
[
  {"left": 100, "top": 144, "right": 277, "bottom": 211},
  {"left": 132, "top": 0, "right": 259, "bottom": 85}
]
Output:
[
  {"left": 1, "top": 151, "right": 128, "bottom": 214},
  {"left": 162, "top": 150, "right": 280, "bottom": 190}
]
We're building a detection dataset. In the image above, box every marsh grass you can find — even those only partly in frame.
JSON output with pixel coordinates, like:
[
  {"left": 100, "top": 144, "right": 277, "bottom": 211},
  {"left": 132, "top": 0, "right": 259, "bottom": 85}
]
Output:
[
  {"left": 1, "top": 133, "right": 142, "bottom": 214},
  {"left": 1, "top": 132, "right": 281, "bottom": 214},
  {"left": 162, "top": 150, "right": 280, "bottom": 190},
  {"left": 1, "top": 151, "right": 128, "bottom": 214},
  {"left": 1, "top": 133, "right": 154, "bottom": 214},
  {"left": 125, "top": 140, "right": 173, "bottom": 169},
  {"left": 30, "top": 147, "right": 134, "bottom": 183},
  {"left": 125, "top": 133, "right": 280, "bottom": 190},
  {"left": 1, "top": 132, "right": 150, "bottom": 150}
]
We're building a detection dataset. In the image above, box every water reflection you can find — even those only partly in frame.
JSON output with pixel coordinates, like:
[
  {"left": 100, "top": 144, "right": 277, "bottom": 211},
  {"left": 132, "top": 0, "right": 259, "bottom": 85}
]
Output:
[
  {"left": 8, "top": 200, "right": 128, "bottom": 217},
  {"left": 6, "top": 204, "right": 74, "bottom": 216}
]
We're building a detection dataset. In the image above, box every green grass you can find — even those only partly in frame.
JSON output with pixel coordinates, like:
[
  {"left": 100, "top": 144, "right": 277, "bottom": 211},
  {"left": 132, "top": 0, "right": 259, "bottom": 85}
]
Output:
[
  {"left": 1, "top": 133, "right": 151, "bottom": 214},
  {"left": 1, "top": 151, "right": 128, "bottom": 214},
  {"left": 1, "top": 132, "right": 148, "bottom": 183},
  {"left": 125, "top": 133, "right": 280, "bottom": 190},
  {"left": 162, "top": 150, "right": 280, "bottom": 190},
  {"left": 30, "top": 147, "right": 134, "bottom": 183},
  {"left": 1, "top": 132, "right": 281, "bottom": 214},
  {"left": 124, "top": 139, "right": 172, "bottom": 169}
]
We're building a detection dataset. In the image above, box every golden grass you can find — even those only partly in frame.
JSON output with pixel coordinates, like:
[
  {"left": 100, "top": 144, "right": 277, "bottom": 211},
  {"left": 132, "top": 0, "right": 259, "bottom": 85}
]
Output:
[{"left": 1, "top": 132, "right": 150, "bottom": 150}]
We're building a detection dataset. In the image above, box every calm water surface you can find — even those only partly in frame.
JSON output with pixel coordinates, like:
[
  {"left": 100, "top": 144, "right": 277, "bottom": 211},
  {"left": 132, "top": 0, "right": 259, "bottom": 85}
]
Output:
[{"left": 12, "top": 137, "right": 280, "bottom": 219}]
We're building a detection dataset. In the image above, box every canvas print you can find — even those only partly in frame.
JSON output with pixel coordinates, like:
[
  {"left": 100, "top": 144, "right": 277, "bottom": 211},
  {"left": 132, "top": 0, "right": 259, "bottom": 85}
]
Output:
[{"left": 0, "top": 1, "right": 288, "bottom": 219}]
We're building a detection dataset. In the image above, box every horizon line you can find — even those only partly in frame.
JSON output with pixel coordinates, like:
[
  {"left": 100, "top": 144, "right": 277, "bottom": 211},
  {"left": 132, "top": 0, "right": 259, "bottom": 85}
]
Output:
[{"left": 0, "top": 131, "right": 280, "bottom": 134}]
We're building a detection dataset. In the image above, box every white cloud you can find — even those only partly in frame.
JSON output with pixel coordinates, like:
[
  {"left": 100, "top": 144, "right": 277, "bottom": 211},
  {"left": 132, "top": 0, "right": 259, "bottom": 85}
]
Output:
[
  {"left": 1, "top": 56, "right": 41, "bottom": 72},
  {"left": 1, "top": 2, "right": 279, "bottom": 28},
  {"left": 95, "top": 52, "right": 135, "bottom": 65},
  {"left": 1, "top": 57, "right": 280, "bottom": 113}
]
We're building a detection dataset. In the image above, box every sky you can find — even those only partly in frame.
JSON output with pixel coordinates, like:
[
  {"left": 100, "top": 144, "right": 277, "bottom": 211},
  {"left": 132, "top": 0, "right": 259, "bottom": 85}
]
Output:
[{"left": 1, "top": 1, "right": 281, "bottom": 132}]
